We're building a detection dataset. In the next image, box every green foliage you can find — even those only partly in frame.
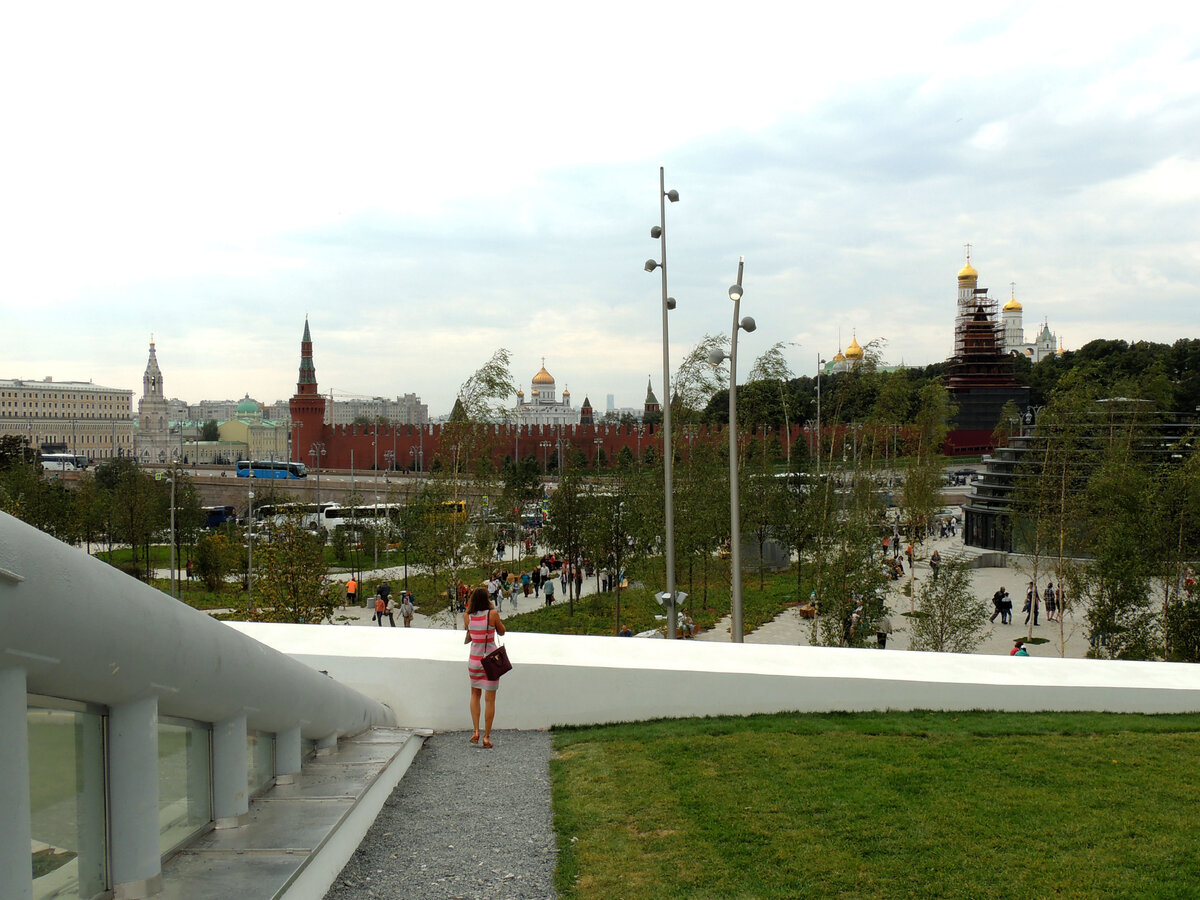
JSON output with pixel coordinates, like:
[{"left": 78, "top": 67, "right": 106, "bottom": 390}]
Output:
[
  {"left": 239, "top": 515, "right": 339, "bottom": 623},
  {"left": 201, "top": 419, "right": 220, "bottom": 441},
  {"left": 908, "top": 557, "right": 989, "bottom": 652},
  {"left": 195, "top": 531, "right": 242, "bottom": 591}
]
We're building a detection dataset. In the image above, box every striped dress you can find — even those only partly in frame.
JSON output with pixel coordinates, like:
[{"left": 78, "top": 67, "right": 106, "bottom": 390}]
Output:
[{"left": 467, "top": 611, "right": 499, "bottom": 691}]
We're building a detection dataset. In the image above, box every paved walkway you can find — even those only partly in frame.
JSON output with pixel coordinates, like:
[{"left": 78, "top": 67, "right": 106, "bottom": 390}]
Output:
[
  {"left": 696, "top": 527, "right": 1090, "bottom": 658},
  {"left": 324, "top": 730, "right": 558, "bottom": 900}
]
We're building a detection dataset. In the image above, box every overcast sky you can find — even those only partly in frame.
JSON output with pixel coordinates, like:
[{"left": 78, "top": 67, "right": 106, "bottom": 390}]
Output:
[{"left": 3, "top": 3, "right": 1198, "bottom": 416}]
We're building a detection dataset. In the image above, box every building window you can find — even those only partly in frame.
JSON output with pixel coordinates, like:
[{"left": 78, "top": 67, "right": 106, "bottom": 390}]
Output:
[
  {"left": 157, "top": 717, "right": 212, "bottom": 855},
  {"left": 27, "top": 700, "right": 108, "bottom": 900}
]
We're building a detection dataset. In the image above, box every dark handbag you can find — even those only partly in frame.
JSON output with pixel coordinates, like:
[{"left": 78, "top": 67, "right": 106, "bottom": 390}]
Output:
[{"left": 481, "top": 641, "right": 512, "bottom": 681}]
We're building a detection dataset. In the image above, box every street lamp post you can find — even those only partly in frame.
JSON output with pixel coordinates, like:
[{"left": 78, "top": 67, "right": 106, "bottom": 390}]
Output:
[
  {"left": 247, "top": 488, "right": 255, "bottom": 611},
  {"left": 644, "top": 166, "right": 680, "bottom": 638},
  {"left": 816, "top": 355, "right": 825, "bottom": 475},
  {"left": 309, "top": 442, "right": 326, "bottom": 513},
  {"left": 707, "top": 257, "right": 756, "bottom": 642},
  {"left": 539, "top": 441, "right": 551, "bottom": 474}
]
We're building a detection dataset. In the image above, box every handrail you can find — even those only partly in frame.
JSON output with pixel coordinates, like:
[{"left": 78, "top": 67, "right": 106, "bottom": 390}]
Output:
[{"left": 0, "top": 511, "right": 393, "bottom": 737}]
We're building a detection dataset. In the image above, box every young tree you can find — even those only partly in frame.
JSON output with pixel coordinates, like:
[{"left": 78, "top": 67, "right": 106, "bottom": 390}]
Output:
[
  {"left": 201, "top": 419, "right": 220, "bottom": 442},
  {"left": 747, "top": 341, "right": 798, "bottom": 463},
  {"left": 238, "top": 515, "right": 339, "bottom": 623},
  {"left": 544, "top": 462, "right": 589, "bottom": 614},
  {"left": 908, "top": 557, "right": 989, "bottom": 653}
]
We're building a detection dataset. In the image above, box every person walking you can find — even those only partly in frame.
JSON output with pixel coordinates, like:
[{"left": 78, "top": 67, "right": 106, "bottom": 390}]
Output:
[
  {"left": 1024, "top": 582, "right": 1040, "bottom": 626},
  {"left": 544, "top": 576, "right": 555, "bottom": 607},
  {"left": 990, "top": 587, "right": 1006, "bottom": 623},
  {"left": 375, "top": 580, "right": 391, "bottom": 612},
  {"left": 905, "top": 543, "right": 914, "bottom": 572},
  {"left": 374, "top": 592, "right": 387, "bottom": 626},
  {"left": 930, "top": 549, "right": 942, "bottom": 580},
  {"left": 465, "top": 587, "right": 506, "bottom": 749},
  {"left": 520, "top": 570, "right": 531, "bottom": 597},
  {"left": 383, "top": 594, "right": 396, "bottom": 627},
  {"left": 345, "top": 577, "right": 358, "bottom": 609},
  {"left": 399, "top": 591, "right": 414, "bottom": 627},
  {"left": 1045, "top": 581, "right": 1058, "bottom": 622},
  {"left": 560, "top": 564, "right": 568, "bottom": 597},
  {"left": 573, "top": 564, "right": 583, "bottom": 601}
]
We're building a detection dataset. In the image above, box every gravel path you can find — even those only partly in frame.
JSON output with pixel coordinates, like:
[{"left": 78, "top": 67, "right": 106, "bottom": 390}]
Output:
[{"left": 325, "top": 730, "right": 558, "bottom": 900}]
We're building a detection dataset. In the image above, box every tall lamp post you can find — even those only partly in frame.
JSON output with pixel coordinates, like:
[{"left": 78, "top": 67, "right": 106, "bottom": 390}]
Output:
[
  {"left": 309, "top": 442, "right": 326, "bottom": 514},
  {"left": 247, "top": 488, "right": 255, "bottom": 612},
  {"left": 816, "top": 355, "right": 825, "bottom": 475},
  {"left": 707, "top": 257, "right": 755, "bottom": 642},
  {"left": 644, "top": 166, "right": 680, "bottom": 638}
]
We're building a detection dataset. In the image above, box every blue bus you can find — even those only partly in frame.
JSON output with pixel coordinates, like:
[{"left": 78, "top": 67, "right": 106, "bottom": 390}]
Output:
[
  {"left": 236, "top": 460, "right": 308, "bottom": 479},
  {"left": 202, "top": 505, "right": 237, "bottom": 528}
]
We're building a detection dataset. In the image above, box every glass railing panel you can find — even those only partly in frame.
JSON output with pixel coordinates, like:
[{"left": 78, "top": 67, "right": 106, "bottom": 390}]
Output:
[
  {"left": 157, "top": 719, "right": 211, "bottom": 855},
  {"left": 246, "top": 731, "right": 276, "bottom": 797},
  {"left": 28, "top": 703, "right": 107, "bottom": 900}
]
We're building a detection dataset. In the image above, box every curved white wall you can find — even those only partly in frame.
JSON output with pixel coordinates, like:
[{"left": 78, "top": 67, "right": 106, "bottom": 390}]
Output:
[{"left": 229, "top": 623, "right": 1200, "bottom": 731}]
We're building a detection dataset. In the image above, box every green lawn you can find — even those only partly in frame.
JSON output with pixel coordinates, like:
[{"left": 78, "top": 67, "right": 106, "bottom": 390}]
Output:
[{"left": 551, "top": 711, "right": 1200, "bottom": 899}]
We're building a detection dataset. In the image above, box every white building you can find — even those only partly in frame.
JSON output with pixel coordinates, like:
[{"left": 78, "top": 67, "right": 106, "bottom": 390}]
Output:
[
  {"left": 513, "top": 362, "right": 578, "bottom": 427},
  {"left": 1001, "top": 287, "right": 1061, "bottom": 362}
]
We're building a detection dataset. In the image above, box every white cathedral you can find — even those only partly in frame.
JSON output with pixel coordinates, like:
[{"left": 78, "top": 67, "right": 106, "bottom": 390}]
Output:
[{"left": 513, "top": 361, "right": 578, "bottom": 427}]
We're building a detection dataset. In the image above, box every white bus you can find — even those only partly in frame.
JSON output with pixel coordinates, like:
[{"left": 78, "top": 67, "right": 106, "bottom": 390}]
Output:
[{"left": 39, "top": 452, "right": 90, "bottom": 471}]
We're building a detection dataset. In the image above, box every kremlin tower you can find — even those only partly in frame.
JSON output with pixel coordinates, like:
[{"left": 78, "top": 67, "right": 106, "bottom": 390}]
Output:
[{"left": 289, "top": 318, "right": 327, "bottom": 463}]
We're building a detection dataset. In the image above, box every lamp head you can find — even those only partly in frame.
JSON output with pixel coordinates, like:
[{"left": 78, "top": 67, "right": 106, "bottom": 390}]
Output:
[
  {"left": 729, "top": 284, "right": 743, "bottom": 302},
  {"left": 644, "top": 259, "right": 659, "bottom": 273},
  {"left": 666, "top": 297, "right": 676, "bottom": 310},
  {"left": 740, "top": 316, "right": 756, "bottom": 333},
  {"left": 707, "top": 347, "right": 728, "bottom": 366},
  {"left": 666, "top": 189, "right": 679, "bottom": 202},
  {"left": 650, "top": 225, "right": 662, "bottom": 239}
]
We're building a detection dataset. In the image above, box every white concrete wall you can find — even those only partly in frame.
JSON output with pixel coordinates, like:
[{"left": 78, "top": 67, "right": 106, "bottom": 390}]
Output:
[{"left": 229, "top": 623, "right": 1200, "bottom": 731}]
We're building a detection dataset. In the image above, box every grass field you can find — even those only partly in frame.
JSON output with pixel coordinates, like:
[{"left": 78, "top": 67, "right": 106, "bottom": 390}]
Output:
[{"left": 551, "top": 711, "right": 1200, "bottom": 899}]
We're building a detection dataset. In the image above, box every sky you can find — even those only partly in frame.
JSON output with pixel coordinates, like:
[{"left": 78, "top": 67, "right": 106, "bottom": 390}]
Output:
[{"left": 3, "top": 2, "right": 1199, "bottom": 417}]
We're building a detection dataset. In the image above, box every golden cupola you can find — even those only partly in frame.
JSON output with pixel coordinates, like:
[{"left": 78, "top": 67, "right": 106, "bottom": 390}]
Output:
[
  {"left": 844, "top": 334, "right": 864, "bottom": 360},
  {"left": 532, "top": 364, "right": 554, "bottom": 385},
  {"left": 1003, "top": 290, "right": 1022, "bottom": 312}
]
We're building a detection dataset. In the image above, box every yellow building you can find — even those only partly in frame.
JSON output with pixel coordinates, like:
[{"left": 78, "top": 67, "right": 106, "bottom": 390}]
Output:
[{"left": 0, "top": 377, "right": 133, "bottom": 459}]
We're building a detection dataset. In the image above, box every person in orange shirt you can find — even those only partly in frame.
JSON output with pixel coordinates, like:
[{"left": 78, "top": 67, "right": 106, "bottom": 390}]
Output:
[{"left": 346, "top": 577, "right": 358, "bottom": 609}]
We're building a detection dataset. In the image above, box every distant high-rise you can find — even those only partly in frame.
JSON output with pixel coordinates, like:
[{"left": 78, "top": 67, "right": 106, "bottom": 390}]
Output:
[{"left": 605, "top": 393, "right": 615, "bottom": 413}]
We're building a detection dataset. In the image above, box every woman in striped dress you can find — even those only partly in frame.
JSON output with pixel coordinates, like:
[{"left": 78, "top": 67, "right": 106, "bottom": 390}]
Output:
[{"left": 464, "top": 586, "right": 506, "bottom": 748}]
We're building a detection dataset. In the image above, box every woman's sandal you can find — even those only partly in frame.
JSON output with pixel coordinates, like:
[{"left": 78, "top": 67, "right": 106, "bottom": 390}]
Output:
[
  {"left": 469, "top": 733, "right": 480, "bottom": 744},
  {"left": 482, "top": 738, "right": 493, "bottom": 749}
]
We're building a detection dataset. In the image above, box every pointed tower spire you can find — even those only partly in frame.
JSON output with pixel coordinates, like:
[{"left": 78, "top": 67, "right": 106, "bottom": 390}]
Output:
[{"left": 297, "top": 317, "right": 318, "bottom": 393}]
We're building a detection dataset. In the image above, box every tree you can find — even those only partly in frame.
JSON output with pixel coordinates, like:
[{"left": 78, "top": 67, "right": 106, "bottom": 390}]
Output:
[
  {"left": 901, "top": 382, "right": 956, "bottom": 542},
  {"left": 748, "top": 341, "right": 799, "bottom": 463},
  {"left": 908, "top": 557, "right": 989, "bottom": 653},
  {"left": 544, "top": 462, "right": 589, "bottom": 614},
  {"left": 238, "top": 515, "right": 339, "bottom": 623},
  {"left": 195, "top": 529, "right": 242, "bottom": 591},
  {"left": 201, "top": 419, "right": 220, "bottom": 442},
  {"left": 94, "top": 458, "right": 165, "bottom": 579}
]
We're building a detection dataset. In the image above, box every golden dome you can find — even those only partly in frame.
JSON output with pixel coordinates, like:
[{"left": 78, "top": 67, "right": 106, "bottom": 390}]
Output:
[
  {"left": 958, "top": 263, "right": 978, "bottom": 281},
  {"left": 833, "top": 350, "right": 846, "bottom": 362},
  {"left": 532, "top": 365, "right": 554, "bottom": 385},
  {"left": 531, "top": 389, "right": 540, "bottom": 396},
  {"left": 1003, "top": 296, "right": 1022, "bottom": 312},
  {"left": 844, "top": 335, "right": 864, "bottom": 359}
]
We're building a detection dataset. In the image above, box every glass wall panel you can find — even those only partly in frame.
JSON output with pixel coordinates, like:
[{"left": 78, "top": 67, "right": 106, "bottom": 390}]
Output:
[
  {"left": 157, "top": 720, "right": 211, "bottom": 855},
  {"left": 247, "top": 731, "right": 276, "bottom": 797},
  {"left": 28, "top": 705, "right": 107, "bottom": 900}
]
